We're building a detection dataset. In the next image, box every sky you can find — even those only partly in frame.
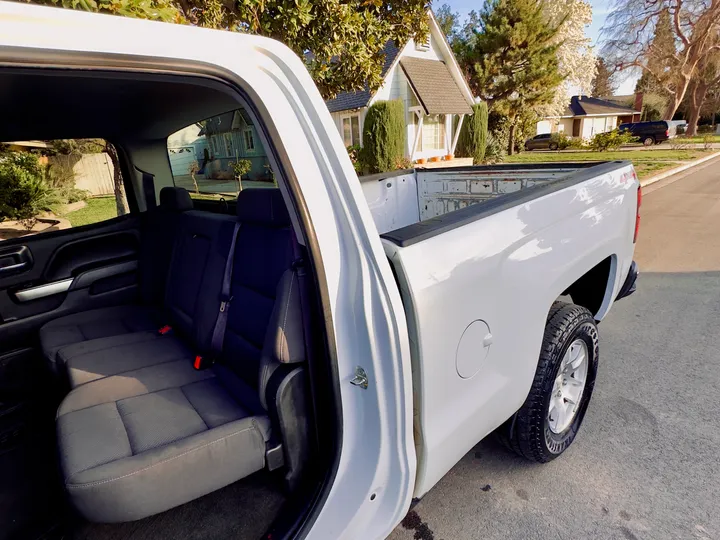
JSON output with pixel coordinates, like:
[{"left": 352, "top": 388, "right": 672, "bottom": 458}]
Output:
[{"left": 440, "top": 0, "right": 638, "bottom": 95}]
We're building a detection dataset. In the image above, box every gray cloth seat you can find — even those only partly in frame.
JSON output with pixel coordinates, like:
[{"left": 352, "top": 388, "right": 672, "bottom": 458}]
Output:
[
  {"left": 52, "top": 207, "right": 238, "bottom": 385},
  {"left": 40, "top": 305, "right": 162, "bottom": 372},
  {"left": 39, "top": 187, "right": 194, "bottom": 370},
  {"left": 57, "top": 360, "right": 270, "bottom": 523},
  {"left": 56, "top": 189, "right": 310, "bottom": 523}
]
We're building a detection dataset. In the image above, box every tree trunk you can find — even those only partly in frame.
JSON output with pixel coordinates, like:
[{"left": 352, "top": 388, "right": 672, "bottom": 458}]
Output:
[
  {"left": 106, "top": 143, "right": 129, "bottom": 216},
  {"left": 507, "top": 122, "right": 516, "bottom": 156},
  {"left": 662, "top": 73, "right": 692, "bottom": 120},
  {"left": 686, "top": 79, "right": 709, "bottom": 137}
]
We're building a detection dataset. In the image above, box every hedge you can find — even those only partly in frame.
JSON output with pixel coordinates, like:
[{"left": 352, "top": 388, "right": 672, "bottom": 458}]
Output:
[
  {"left": 361, "top": 100, "right": 406, "bottom": 174},
  {"left": 456, "top": 102, "right": 488, "bottom": 164}
]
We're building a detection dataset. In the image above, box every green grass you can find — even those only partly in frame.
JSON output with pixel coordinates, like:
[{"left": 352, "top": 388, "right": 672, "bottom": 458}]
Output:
[
  {"left": 504, "top": 148, "right": 712, "bottom": 179},
  {"left": 676, "top": 134, "right": 720, "bottom": 143},
  {"left": 63, "top": 196, "right": 117, "bottom": 227}
]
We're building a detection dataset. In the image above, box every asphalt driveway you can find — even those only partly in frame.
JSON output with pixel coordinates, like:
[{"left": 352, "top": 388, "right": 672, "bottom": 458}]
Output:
[{"left": 389, "top": 156, "right": 720, "bottom": 540}]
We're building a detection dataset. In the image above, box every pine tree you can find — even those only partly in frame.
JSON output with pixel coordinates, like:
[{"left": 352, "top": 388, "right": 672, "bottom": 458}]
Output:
[
  {"left": 465, "top": 0, "right": 565, "bottom": 155},
  {"left": 591, "top": 58, "right": 617, "bottom": 97}
]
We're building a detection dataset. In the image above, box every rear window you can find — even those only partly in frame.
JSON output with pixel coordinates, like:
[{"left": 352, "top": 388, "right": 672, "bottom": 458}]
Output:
[
  {"left": 618, "top": 124, "right": 632, "bottom": 131},
  {"left": 166, "top": 108, "right": 276, "bottom": 203},
  {"left": 650, "top": 121, "right": 668, "bottom": 129}
]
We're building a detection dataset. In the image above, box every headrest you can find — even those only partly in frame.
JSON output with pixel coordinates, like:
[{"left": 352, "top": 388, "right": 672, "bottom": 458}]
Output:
[
  {"left": 159, "top": 187, "right": 193, "bottom": 211},
  {"left": 236, "top": 188, "right": 290, "bottom": 227}
]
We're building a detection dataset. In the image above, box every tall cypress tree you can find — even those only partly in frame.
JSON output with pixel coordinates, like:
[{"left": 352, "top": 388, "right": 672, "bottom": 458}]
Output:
[{"left": 465, "top": 0, "right": 564, "bottom": 155}]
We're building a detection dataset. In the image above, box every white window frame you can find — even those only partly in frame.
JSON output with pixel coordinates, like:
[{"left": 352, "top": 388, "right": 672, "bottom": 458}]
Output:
[
  {"left": 243, "top": 128, "right": 255, "bottom": 152},
  {"left": 340, "top": 113, "right": 361, "bottom": 146}
]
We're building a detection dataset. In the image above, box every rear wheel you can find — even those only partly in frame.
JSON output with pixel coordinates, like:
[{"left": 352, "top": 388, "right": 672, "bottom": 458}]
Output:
[
  {"left": 642, "top": 136, "right": 655, "bottom": 146},
  {"left": 497, "top": 302, "right": 599, "bottom": 462},
  {"left": 549, "top": 142, "right": 559, "bottom": 151}
]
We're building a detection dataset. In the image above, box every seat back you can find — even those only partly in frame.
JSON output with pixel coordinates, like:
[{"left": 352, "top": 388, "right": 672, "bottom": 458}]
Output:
[
  {"left": 138, "top": 186, "right": 193, "bottom": 305},
  {"left": 219, "top": 189, "right": 296, "bottom": 390},
  {"left": 163, "top": 209, "right": 238, "bottom": 349}
]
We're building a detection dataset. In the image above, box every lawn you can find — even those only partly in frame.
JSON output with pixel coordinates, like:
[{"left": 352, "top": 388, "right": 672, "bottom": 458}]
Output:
[
  {"left": 675, "top": 134, "right": 720, "bottom": 144},
  {"left": 504, "top": 149, "right": 712, "bottom": 179},
  {"left": 63, "top": 196, "right": 117, "bottom": 227}
]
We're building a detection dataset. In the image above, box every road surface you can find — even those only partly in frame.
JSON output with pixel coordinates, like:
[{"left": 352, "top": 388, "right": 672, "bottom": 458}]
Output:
[{"left": 389, "top": 156, "right": 720, "bottom": 540}]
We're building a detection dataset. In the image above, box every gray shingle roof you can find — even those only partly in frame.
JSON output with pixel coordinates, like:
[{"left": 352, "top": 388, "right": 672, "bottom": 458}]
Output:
[
  {"left": 325, "top": 41, "right": 400, "bottom": 113},
  {"left": 400, "top": 57, "right": 472, "bottom": 115},
  {"left": 569, "top": 96, "right": 636, "bottom": 116}
]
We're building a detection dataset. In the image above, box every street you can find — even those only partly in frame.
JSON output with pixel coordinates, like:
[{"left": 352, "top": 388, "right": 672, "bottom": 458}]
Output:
[{"left": 389, "top": 156, "right": 720, "bottom": 540}]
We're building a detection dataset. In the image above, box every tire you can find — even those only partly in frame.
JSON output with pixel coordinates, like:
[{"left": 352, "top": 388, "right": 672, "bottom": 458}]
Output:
[
  {"left": 549, "top": 143, "right": 559, "bottom": 151},
  {"left": 642, "top": 136, "right": 655, "bottom": 146},
  {"left": 496, "top": 301, "right": 599, "bottom": 463}
]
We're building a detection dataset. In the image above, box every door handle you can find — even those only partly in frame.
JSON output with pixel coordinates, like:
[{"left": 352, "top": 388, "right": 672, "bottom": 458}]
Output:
[
  {"left": 0, "top": 245, "right": 33, "bottom": 276},
  {"left": 0, "top": 261, "right": 29, "bottom": 274}
]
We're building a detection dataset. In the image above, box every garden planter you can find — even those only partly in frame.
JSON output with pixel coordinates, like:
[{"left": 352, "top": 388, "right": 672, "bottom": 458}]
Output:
[
  {"left": 444, "top": 154, "right": 454, "bottom": 161},
  {"left": 416, "top": 158, "right": 426, "bottom": 164},
  {"left": 429, "top": 156, "right": 441, "bottom": 163}
]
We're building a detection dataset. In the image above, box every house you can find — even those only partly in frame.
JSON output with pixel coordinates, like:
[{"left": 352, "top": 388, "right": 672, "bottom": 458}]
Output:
[
  {"left": 324, "top": 11, "right": 475, "bottom": 162},
  {"left": 536, "top": 95, "right": 643, "bottom": 139},
  {"left": 198, "top": 108, "right": 270, "bottom": 180}
]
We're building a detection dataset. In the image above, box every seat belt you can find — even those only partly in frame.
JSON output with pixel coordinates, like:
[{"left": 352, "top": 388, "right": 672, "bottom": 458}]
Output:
[
  {"left": 291, "top": 234, "right": 315, "bottom": 368},
  {"left": 141, "top": 171, "right": 157, "bottom": 211},
  {"left": 206, "top": 221, "right": 242, "bottom": 360}
]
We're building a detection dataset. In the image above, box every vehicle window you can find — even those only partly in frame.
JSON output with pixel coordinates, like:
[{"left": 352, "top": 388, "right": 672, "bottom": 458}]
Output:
[
  {"left": 166, "top": 108, "right": 276, "bottom": 203},
  {"left": 539, "top": 134, "right": 551, "bottom": 139},
  {"left": 0, "top": 139, "right": 128, "bottom": 242},
  {"left": 618, "top": 124, "right": 630, "bottom": 131}
]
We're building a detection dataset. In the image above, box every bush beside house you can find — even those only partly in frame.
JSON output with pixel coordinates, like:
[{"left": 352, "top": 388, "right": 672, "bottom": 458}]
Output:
[
  {"left": 361, "top": 100, "right": 407, "bottom": 174},
  {"left": 456, "top": 103, "right": 489, "bottom": 164}
]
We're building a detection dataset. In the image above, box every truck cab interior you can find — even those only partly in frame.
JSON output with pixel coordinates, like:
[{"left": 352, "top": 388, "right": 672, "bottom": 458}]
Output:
[{"left": 0, "top": 65, "right": 334, "bottom": 539}]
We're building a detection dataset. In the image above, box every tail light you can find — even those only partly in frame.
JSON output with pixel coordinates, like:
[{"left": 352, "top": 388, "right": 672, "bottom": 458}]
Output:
[
  {"left": 634, "top": 185, "right": 642, "bottom": 243},
  {"left": 665, "top": 129, "right": 669, "bottom": 137}
]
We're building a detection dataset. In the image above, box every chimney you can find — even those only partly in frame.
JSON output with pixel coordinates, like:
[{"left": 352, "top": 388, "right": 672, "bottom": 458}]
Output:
[
  {"left": 633, "top": 92, "right": 644, "bottom": 122},
  {"left": 634, "top": 92, "right": 644, "bottom": 112}
]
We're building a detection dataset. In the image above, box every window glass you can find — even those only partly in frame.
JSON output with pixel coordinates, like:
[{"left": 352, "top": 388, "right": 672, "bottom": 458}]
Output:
[
  {"left": 166, "top": 108, "right": 275, "bottom": 203},
  {"left": 422, "top": 114, "right": 446, "bottom": 151},
  {"left": 351, "top": 116, "right": 360, "bottom": 146},
  {"left": 342, "top": 118, "right": 352, "bottom": 146},
  {"left": 0, "top": 139, "right": 128, "bottom": 241}
]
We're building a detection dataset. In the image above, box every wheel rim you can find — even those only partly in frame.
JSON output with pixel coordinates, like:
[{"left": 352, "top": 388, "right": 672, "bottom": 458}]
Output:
[
  {"left": 547, "top": 339, "right": 589, "bottom": 434},
  {"left": 644, "top": 137, "right": 653, "bottom": 145}
]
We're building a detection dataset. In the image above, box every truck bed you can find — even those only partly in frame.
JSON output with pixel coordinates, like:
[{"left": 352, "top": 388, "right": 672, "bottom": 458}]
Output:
[{"left": 360, "top": 162, "right": 628, "bottom": 245}]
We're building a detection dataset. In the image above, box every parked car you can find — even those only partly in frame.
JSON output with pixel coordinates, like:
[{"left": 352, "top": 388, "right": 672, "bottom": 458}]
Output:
[
  {"left": 618, "top": 120, "right": 675, "bottom": 145},
  {"left": 524, "top": 133, "right": 559, "bottom": 151},
  {"left": 0, "top": 4, "right": 641, "bottom": 539}
]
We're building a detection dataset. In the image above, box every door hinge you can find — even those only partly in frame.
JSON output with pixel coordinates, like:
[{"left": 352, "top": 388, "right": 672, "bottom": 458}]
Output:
[{"left": 350, "top": 366, "right": 368, "bottom": 389}]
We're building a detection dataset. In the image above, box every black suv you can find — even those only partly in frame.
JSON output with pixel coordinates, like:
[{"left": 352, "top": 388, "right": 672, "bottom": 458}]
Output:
[{"left": 617, "top": 120, "right": 674, "bottom": 146}]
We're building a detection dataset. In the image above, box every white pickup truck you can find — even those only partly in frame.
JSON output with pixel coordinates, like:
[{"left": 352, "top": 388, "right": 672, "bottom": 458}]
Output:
[{"left": 0, "top": 4, "right": 639, "bottom": 540}]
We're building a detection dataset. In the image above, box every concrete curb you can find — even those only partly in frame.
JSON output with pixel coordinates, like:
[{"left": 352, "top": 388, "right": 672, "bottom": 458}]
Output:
[{"left": 640, "top": 151, "right": 720, "bottom": 187}]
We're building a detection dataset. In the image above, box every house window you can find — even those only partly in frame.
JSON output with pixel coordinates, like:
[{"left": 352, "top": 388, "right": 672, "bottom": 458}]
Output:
[
  {"left": 342, "top": 115, "right": 361, "bottom": 146},
  {"left": 243, "top": 129, "right": 255, "bottom": 152},
  {"left": 422, "top": 114, "right": 446, "bottom": 151},
  {"left": 224, "top": 133, "right": 233, "bottom": 157}
]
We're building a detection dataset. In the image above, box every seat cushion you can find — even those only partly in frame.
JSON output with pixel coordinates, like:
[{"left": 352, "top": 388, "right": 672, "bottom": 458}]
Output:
[
  {"left": 57, "top": 362, "right": 270, "bottom": 523},
  {"left": 40, "top": 305, "right": 162, "bottom": 369},
  {"left": 59, "top": 332, "right": 194, "bottom": 388}
]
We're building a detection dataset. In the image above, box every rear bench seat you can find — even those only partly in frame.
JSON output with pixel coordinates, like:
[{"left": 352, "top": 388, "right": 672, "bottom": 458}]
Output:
[
  {"left": 39, "top": 187, "right": 195, "bottom": 371},
  {"left": 55, "top": 189, "right": 310, "bottom": 523}
]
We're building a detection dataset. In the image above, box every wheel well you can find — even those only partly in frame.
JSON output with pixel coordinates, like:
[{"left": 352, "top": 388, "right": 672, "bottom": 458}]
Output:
[{"left": 562, "top": 256, "right": 612, "bottom": 318}]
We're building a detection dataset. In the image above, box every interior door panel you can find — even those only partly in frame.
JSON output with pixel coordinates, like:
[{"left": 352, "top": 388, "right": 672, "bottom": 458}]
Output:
[{"left": 0, "top": 214, "right": 142, "bottom": 352}]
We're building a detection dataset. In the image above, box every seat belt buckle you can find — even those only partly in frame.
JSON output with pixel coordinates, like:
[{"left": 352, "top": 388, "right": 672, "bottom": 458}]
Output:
[
  {"left": 158, "top": 325, "right": 172, "bottom": 335},
  {"left": 193, "top": 355, "right": 214, "bottom": 370},
  {"left": 219, "top": 295, "right": 233, "bottom": 313}
]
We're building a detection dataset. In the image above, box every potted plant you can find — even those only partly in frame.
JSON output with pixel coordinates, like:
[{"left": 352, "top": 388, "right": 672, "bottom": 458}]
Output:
[
  {"left": 230, "top": 159, "right": 252, "bottom": 192},
  {"left": 429, "top": 156, "right": 441, "bottom": 163},
  {"left": 416, "top": 158, "right": 426, "bottom": 164},
  {"left": 444, "top": 154, "right": 453, "bottom": 161}
]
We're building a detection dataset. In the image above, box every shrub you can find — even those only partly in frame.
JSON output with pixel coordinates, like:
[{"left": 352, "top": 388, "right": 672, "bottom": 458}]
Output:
[
  {"left": 589, "top": 130, "right": 638, "bottom": 152},
  {"left": 361, "top": 100, "right": 406, "bottom": 174},
  {"left": 482, "top": 133, "right": 505, "bottom": 164},
  {"left": 549, "top": 133, "right": 575, "bottom": 150},
  {"left": 0, "top": 152, "right": 53, "bottom": 222},
  {"left": 231, "top": 159, "right": 252, "bottom": 179},
  {"left": 457, "top": 102, "right": 489, "bottom": 164},
  {"left": 346, "top": 144, "right": 363, "bottom": 173},
  {"left": 698, "top": 125, "right": 715, "bottom": 134},
  {"left": 703, "top": 134, "right": 714, "bottom": 150}
]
